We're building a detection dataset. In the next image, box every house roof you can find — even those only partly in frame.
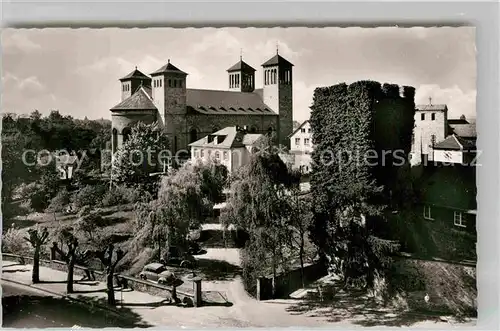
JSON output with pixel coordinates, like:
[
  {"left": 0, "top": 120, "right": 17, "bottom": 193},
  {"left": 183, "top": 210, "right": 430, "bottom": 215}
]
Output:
[
  {"left": 262, "top": 54, "right": 294, "bottom": 68},
  {"left": 189, "top": 126, "right": 264, "bottom": 149},
  {"left": 448, "top": 118, "right": 469, "bottom": 125},
  {"left": 288, "top": 120, "right": 310, "bottom": 137},
  {"left": 110, "top": 87, "right": 157, "bottom": 111},
  {"left": 119, "top": 68, "right": 151, "bottom": 81},
  {"left": 151, "top": 61, "right": 188, "bottom": 76},
  {"left": 420, "top": 166, "right": 476, "bottom": 210},
  {"left": 227, "top": 60, "right": 256, "bottom": 72},
  {"left": 416, "top": 104, "right": 448, "bottom": 111},
  {"left": 449, "top": 123, "right": 477, "bottom": 139},
  {"left": 433, "top": 134, "right": 475, "bottom": 151},
  {"left": 186, "top": 89, "right": 276, "bottom": 116}
]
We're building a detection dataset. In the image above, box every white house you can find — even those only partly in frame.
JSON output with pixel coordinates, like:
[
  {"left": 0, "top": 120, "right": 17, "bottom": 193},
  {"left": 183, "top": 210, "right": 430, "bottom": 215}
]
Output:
[
  {"left": 188, "top": 126, "right": 264, "bottom": 173},
  {"left": 287, "top": 120, "right": 313, "bottom": 173}
]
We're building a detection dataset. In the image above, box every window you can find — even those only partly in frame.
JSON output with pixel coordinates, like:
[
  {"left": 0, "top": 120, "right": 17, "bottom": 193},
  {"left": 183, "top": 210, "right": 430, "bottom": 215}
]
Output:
[
  {"left": 454, "top": 211, "right": 466, "bottom": 228},
  {"left": 431, "top": 135, "right": 436, "bottom": 146},
  {"left": 194, "top": 149, "right": 199, "bottom": 158},
  {"left": 308, "top": 128, "right": 312, "bottom": 133},
  {"left": 159, "top": 80, "right": 162, "bottom": 87},
  {"left": 200, "top": 150, "right": 204, "bottom": 158},
  {"left": 301, "top": 128, "right": 306, "bottom": 133},
  {"left": 423, "top": 205, "right": 433, "bottom": 220},
  {"left": 304, "top": 138, "right": 310, "bottom": 146},
  {"left": 431, "top": 113, "right": 436, "bottom": 121},
  {"left": 168, "top": 79, "right": 172, "bottom": 87},
  {"left": 421, "top": 113, "right": 425, "bottom": 121},
  {"left": 223, "top": 151, "right": 228, "bottom": 160},
  {"left": 215, "top": 151, "right": 220, "bottom": 160},
  {"left": 173, "top": 80, "right": 177, "bottom": 88},
  {"left": 295, "top": 138, "right": 300, "bottom": 146}
]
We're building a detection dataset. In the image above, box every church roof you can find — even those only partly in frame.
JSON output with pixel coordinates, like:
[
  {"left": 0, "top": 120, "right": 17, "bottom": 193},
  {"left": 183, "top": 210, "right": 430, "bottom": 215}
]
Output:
[
  {"left": 119, "top": 68, "right": 150, "bottom": 81},
  {"left": 151, "top": 61, "right": 187, "bottom": 76},
  {"left": 227, "top": 60, "right": 256, "bottom": 72},
  {"left": 110, "top": 87, "right": 157, "bottom": 111},
  {"left": 433, "top": 134, "right": 475, "bottom": 151},
  {"left": 186, "top": 89, "right": 277, "bottom": 116},
  {"left": 189, "top": 126, "right": 264, "bottom": 149},
  {"left": 262, "top": 54, "right": 294, "bottom": 67},
  {"left": 449, "top": 123, "right": 476, "bottom": 139},
  {"left": 416, "top": 104, "right": 448, "bottom": 111}
]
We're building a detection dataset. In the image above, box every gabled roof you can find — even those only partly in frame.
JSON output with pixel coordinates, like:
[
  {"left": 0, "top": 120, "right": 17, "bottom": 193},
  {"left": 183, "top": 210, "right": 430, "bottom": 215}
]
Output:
[
  {"left": 416, "top": 104, "right": 448, "bottom": 111},
  {"left": 189, "top": 126, "right": 264, "bottom": 149},
  {"left": 110, "top": 87, "right": 157, "bottom": 111},
  {"left": 151, "top": 61, "right": 188, "bottom": 76},
  {"left": 449, "top": 123, "right": 476, "bottom": 139},
  {"left": 433, "top": 134, "right": 475, "bottom": 151},
  {"left": 186, "top": 89, "right": 276, "bottom": 116},
  {"left": 227, "top": 60, "right": 256, "bottom": 72},
  {"left": 262, "top": 54, "right": 294, "bottom": 68},
  {"left": 288, "top": 120, "right": 310, "bottom": 138},
  {"left": 119, "top": 68, "right": 150, "bottom": 81}
]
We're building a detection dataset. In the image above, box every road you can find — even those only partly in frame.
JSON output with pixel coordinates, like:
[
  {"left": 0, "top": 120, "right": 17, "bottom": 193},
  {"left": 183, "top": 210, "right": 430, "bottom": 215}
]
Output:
[{"left": 1, "top": 281, "right": 149, "bottom": 328}]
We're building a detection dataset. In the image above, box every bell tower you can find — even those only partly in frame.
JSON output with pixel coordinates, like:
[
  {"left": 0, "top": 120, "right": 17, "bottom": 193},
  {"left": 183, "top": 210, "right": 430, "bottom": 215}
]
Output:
[
  {"left": 227, "top": 53, "right": 256, "bottom": 93},
  {"left": 262, "top": 48, "right": 294, "bottom": 148},
  {"left": 119, "top": 67, "right": 151, "bottom": 101}
]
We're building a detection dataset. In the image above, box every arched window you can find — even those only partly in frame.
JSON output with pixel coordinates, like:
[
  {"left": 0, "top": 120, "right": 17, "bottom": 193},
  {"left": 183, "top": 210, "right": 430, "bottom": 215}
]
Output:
[
  {"left": 190, "top": 128, "right": 198, "bottom": 143},
  {"left": 112, "top": 128, "right": 118, "bottom": 153},
  {"left": 122, "top": 127, "right": 131, "bottom": 143}
]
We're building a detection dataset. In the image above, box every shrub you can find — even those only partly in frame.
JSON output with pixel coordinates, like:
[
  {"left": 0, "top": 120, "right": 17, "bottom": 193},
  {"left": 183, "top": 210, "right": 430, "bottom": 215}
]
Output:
[
  {"left": 46, "top": 188, "right": 71, "bottom": 213},
  {"left": 72, "top": 185, "right": 106, "bottom": 209},
  {"left": 2, "top": 225, "right": 30, "bottom": 255}
]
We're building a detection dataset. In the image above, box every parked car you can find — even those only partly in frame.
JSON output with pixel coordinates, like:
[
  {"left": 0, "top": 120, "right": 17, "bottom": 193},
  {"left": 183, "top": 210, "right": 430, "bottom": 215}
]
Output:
[
  {"left": 139, "top": 263, "right": 177, "bottom": 285},
  {"left": 161, "top": 246, "right": 197, "bottom": 268}
]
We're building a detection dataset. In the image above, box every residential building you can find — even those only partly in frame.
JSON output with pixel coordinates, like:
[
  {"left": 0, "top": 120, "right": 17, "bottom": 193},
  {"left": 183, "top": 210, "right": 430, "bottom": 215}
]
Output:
[{"left": 286, "top": 120, "right": 313, "bottom": 173}]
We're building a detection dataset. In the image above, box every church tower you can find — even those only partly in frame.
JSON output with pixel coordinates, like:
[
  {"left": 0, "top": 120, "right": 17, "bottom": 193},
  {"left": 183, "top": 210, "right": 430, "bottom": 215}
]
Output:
[
  {"left": 119, "top": 67, "right": 151, "bottom": 101},
  {"left": 262, "top": 49, "right": 294, "bottom": 148},
  {"left": 150, "top": 60, "right": 188, "bottom": 154},
  {"left": 227, "top": 55, "right": 256, "bottom": 92}
]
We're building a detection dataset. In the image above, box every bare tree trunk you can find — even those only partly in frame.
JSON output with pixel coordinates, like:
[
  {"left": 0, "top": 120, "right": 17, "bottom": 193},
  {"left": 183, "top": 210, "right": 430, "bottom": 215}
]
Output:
[
  {"left": 67, "top": 256, "right": 75, "bottom": 293},
  {"left": 32, "top": 247, "right": 40, "bottom": 284}
]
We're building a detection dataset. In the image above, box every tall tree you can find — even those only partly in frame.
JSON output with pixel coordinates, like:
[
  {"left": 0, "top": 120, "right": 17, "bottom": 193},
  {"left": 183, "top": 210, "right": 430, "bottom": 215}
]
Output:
[
  {"left": 24, "top": 227, "right": 50, "bottom": 283},
  {"left": 94, "top": 243, "right": 126, "bottom": 305},
  {"left": 51, "top": 229, "right": 79, "bottom": 293}
]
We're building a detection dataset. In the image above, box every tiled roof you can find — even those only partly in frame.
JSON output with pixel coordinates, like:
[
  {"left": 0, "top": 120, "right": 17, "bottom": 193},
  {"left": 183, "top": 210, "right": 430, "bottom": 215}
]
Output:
[
  {"left": 151, "top": 61, "right": 187, "bottom": 76},
  {"left": 434, "top": 134, "right": 475, "bottom": 151},
  {"left": 449, "top": 123, "right": 476, "bottom": 139},
  {"left": 189, "top": 126, "right": 264, "bottom": 149},
  {"left": 288, "top": 120, "right": 310, "bottom": 137},
  {"left": 448, "top": 118, "right": 469, "bottom": 125},
  {"left": 110, "top": 87, "right": 157, "bottom": 111},
  {"left": 262, "top": 54, "right": 294, "bottom": 68},
  {"left": 186, "top": 89, "right": 276, "bottom": 116},
  {"left": 420, "top": 166, "right": 476, "bottom": 210},
  {"left": 416, "top": 104, "right": 448, "bottom": 111},
  {"left": 227, "top": 60, "right": 256, "bottom": 72},
  {"left": 119, "top": 68, "right": 150, "bottom": 81}
]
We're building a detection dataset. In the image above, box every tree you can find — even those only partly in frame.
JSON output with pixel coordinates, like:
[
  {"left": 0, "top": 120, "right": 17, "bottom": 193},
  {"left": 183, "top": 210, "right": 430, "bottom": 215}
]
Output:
[
  {"left": 112, "top": 122, "right": 169, "bottom": 194},
  {"left": 24, "top": 227, "right": 50, "bottom": 283},
  {"left": 51, "top": 228, "right": 79, "bottom": 293},
  {"left": 75, "top": 210, "right": 102, "bottom": 241},
  {"left": 94, "top": 243, "right": 126, "bottom": 305}
]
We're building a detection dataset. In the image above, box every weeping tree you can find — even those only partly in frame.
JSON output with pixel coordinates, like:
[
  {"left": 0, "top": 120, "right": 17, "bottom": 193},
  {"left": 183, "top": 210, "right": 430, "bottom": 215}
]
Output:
[
  {"left": 51, "top": 228, "right": 79, "bottom": 293},
  {"left": 24, "top": 226, "right": 50, "bottom": 284},
  {"left": 94, "top": 243, "right": 127, "bottom": 305}
]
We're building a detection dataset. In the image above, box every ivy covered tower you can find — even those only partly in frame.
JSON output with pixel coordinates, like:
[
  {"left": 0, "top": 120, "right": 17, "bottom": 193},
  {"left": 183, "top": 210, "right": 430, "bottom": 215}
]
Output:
[
  {"left": 227, "top": 55, "right": 256, "bottom": 92},
  {"left": 150, "top": 60, "right": 188, "bottom": 153},
  {"left": 262, "top": 50, "right": 294, "bottom": 148}
]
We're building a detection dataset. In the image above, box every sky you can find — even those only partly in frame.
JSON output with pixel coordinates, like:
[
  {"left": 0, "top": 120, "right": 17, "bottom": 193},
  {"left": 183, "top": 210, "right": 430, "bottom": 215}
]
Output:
[{"left": 2, "top": 27, "right": 476, "bottom": 122}]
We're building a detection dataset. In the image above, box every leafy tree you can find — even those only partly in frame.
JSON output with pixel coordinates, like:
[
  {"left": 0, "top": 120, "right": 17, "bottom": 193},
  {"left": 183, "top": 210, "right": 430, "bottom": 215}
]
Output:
[
  {"left": 111, "top": 122, "right": 169, "bottom": 194},
  {"left": 75, "top": 210, "right": 103, "bottom": 241},
  {"left": 24, "top": 227, "right": 50, "bottom": 283},
  {"left": 2, "top": 224, "right": 30, "bottom": 256}
]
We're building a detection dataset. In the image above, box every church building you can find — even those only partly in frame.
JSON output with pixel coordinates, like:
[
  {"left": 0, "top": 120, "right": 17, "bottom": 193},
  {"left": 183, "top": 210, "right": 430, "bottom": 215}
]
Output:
[{"left": 110, "top": 50, "right": 294, "bottom": 160}]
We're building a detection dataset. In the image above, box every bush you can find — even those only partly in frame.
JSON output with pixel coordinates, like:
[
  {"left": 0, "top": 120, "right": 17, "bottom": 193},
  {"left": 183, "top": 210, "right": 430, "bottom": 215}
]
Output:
[
  {"left": 101, "top": 185, "right": 152, "bottom": 208},
  {"left": 2, "top": 225, "right": 30, "bottom": 255},
  {"left": 72, "top": 185, "right": 106, "bottom": 209},
  {"left": 46, "top": 188, "right": 72, "bottom": 213}
]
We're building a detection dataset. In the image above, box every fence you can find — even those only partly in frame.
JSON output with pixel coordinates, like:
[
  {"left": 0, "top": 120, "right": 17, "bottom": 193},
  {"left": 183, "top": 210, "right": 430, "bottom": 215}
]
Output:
[
  {"left": 256, "top": 262, "right": 328, "bottom": 300},
  {"left": 2, "top": 253, "right": 200, "bottom": 307}
]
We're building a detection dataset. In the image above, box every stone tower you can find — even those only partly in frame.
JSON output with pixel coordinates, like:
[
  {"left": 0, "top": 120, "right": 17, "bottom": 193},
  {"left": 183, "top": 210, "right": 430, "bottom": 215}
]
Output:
[
  {"left": 150, "top": 60, "right": 188, "bottom": 154},
  {"left": 227, "top": 56, "right": 256, "bottom": 92},
  {"left": 119, "top": 67, "right": 151, "bottom": 101},
  {"left": 262, "top": 50, "right": 294, "bottom": 148},
  {"left": 410, "top": 100, "right": 448, "bottom": 166}
]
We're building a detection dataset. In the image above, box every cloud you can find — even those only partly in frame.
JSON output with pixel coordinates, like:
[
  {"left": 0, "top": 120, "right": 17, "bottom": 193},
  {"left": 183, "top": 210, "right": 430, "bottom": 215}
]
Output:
[
  {"left": 75, "top": 56, "right": 134, "bottom": 75},
  {"left": 415, "top": 84, "right": 476, "bottom": 119},
  {"left": 2, "top": 32, "right": 42, "bottom": 53}
]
